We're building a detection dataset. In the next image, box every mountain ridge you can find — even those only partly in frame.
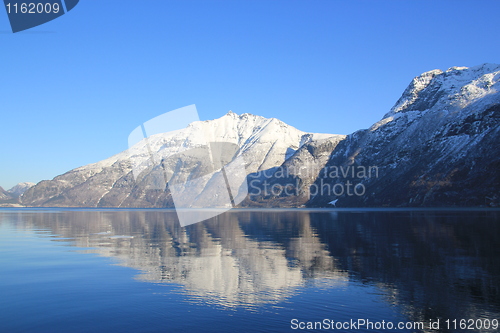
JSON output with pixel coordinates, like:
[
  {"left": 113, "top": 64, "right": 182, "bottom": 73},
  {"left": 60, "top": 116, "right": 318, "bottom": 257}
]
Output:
[
  {"left": 18, "top": 63, "right": 500, "bottom": 208},
  {"left": 309, "top": 63, "right": 500, "bottom": 207},
  {"left": 21, "top": 111, "right": 342, "bottom": 207}
]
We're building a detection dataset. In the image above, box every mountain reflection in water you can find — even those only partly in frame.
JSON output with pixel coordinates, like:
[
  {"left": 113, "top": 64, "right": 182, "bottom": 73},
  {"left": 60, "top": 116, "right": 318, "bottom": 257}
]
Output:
[{"left": 4, "top": 209, "right": 500, "bottom": 326}]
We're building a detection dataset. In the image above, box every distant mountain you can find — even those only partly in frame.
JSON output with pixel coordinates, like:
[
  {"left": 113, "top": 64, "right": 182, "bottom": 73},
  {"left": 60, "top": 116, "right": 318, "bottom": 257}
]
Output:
[
  {"left": 0, "top": 186, "right": 17, "bottom": 206},
  {"left": 21, "top": 112, "right": 339, "bottom": 207},
  {"left": 21, "top": 63, "right": 500, "bottom": 208},
  {"left": 1, "top": 183, "right": 35, "bottom": 206},
  {"left": 7, "top": 182, "right": 35, "bottom": 198},
  {"left": 0, "top": 186, "right": 13, "bottom": 200}
]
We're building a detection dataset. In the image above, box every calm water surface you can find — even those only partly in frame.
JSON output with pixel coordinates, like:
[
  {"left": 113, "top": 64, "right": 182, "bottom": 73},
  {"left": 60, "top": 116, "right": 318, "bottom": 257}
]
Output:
[{"left": 0, "top": 209, "right": 499, "bottom": 332}]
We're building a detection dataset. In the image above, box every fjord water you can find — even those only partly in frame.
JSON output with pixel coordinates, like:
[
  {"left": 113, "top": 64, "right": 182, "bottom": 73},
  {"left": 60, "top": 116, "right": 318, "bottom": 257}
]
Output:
[{"left": 0, "top": 209, "right": 499, "bottom": 332}]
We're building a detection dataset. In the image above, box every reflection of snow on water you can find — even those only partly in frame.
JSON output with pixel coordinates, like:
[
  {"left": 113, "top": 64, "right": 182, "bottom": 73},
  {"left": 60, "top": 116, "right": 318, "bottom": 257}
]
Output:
[
  {"left": 3, "top": 209, "right": 500, "bottom": 325},
  {"left": 42, "top": 210, "right": 349, "bottom": 309}
]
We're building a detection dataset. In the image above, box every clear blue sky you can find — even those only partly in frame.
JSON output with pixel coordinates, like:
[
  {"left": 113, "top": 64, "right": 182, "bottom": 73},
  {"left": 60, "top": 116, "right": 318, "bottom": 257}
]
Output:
[{"left": 1, "top": 0, "right": 499, "bottom": 189}]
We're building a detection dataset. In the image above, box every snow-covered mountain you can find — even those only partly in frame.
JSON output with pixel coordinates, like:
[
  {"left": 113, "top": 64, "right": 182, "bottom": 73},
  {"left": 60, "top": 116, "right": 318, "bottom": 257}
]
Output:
[
  {"left": 245, "top": 63, "right": 500, "bottom": 207},
  {"left": 0, "top": 186, "right": 13, "bottom": 201},
  {"left": 0, "top": 182, "right": 34, "bottom": 206},
  {"left": 7, "top": 182, "right": 35, "bottom": 198},
  {"left": 21, "top": 112, "right": 341, "bottom": 207},
  {"left": 21, "top": 63, "right": 500, "bottom": 208}
]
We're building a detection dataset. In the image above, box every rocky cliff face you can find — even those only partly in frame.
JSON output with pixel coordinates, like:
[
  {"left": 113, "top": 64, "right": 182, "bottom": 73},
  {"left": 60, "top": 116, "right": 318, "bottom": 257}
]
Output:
[
  {"left": 20, "top": 64, "right": 500, "bottom": 208},
  {"left": 242, "top": 135, "right": 346, "bottom": 207}
]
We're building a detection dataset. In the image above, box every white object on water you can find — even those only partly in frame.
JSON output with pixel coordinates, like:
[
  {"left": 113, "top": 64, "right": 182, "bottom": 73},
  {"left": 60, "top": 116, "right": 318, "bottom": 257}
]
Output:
[{"left": 328, "top": 199, "right": 338, "bottom": 207}]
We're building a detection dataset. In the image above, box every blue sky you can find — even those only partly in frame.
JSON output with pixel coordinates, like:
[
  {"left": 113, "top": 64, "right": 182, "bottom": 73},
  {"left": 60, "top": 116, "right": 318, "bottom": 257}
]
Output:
[{"left": 1, "top": 0, "right": 499, "bottom": 189}]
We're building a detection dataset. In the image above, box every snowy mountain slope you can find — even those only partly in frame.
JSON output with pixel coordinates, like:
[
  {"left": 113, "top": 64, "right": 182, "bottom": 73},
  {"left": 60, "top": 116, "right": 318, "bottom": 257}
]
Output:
[
  {"left": 240, "top": 63, "right": 500, "bottom": 207},
  {"left": 7, "top": 182, "right": 35, "bottom": 198},
  {"left": 303, "top": 63, "right": 500, "bottom": 207},
  {"left": 0, "top": 185, "right": 22, "bottom": 206},
  {"left": 21, "top": 112, "right": 340, "bottom": 207}
]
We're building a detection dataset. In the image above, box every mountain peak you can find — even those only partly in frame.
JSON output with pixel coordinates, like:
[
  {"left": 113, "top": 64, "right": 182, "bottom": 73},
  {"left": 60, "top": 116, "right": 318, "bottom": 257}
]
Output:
[
  {"left": 21, "top": 109, "right": 339, "bottom": 208},
  {"left": 217, "top": 111, "right": 269, "bottom": 125},
  {"left": 226, "top": 110, "right": 237, "bottom": 116},
  {"left": 8, "top": 182, "right": 35, "bottom": 198},
  {"left": 386, "top": 63, "right": 500, "bottom": 118}
]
